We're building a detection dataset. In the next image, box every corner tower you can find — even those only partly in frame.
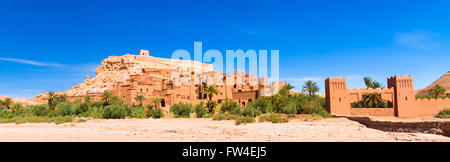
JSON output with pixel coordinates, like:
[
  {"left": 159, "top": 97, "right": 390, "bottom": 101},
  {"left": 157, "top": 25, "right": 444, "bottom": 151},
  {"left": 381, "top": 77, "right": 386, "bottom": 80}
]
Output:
[
  {"left": 387, "top": 75, "right": 417, "bottom": 117},
  {"left": 325, "top": 77, "right": 350, "bottom": 115}
]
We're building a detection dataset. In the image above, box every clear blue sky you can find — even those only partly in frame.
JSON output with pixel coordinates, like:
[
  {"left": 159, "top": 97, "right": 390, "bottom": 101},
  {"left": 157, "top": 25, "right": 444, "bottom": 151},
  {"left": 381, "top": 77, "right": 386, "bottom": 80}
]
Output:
[{"left": 1, "top": 0, "right": 449, "bottom": 98}]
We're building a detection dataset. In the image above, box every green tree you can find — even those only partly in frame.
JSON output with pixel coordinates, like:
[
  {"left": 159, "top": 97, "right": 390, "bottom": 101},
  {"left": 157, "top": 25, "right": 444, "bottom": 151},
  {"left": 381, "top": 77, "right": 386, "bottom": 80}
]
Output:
[
  {"left": 364, "top": 77, "right": 383, "bottom": 89},
  {"left": 57, "top": 94, "right": 68, "bottom": 103},
  {"left": 43, "top": 91, "right": 58, "bottom": 110},
  {"left": 279, "top": 83, "right": 295, "bottom": 97},
  {"left": 84, "top": 95, "right": 92, "bottom": 103},
  {"left": 151, "top": 97, "right": 161, "bottom": 109},
  {"left": 0, "top": 99, "right": 3, "bottom": 108},
  {"left": 134, "top": 94, "right": 147, "bottom": 106},
  {"left": 352, "top": 77, "right": 388, "bottom": 108},
  {"left": 427, "top": 85, "right": 446, "bottom": 98},
  {"left": 2, "top": 98, "right": 13, "bottom": 109},
  {"left": 101, "top": 91, "right": 113, "bottom": 106},
  {"left": 302, "top": 80, "right": 319, "bottom": 95},
  {"left": 201, "top": 85, "right": 220, "bottom": 113}
]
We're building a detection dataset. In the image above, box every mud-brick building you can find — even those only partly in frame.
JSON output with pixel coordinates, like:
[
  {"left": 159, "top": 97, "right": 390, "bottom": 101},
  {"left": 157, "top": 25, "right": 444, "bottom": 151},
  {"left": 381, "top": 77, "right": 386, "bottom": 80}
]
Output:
[
  {"left": 325, "top": 75, "right": 450, "bottom": 118},
  {"left": 68, "top": 50, "right": 285, "bottom": 110}
]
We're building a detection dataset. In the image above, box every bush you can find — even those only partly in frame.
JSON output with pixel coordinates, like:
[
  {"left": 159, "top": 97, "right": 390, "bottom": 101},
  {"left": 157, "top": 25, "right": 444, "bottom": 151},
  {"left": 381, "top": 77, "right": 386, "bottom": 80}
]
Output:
[
  {"left": 247, "top": 97, "right": 272, "bottom": 114},
  {"left": 73, "top": 102, "right": 89, "bottom": 115},
  {"left": 170, "top": 102, "right": 193, "bottom": 118},
  {"left": 235, "top": 116, "right": 255, "bottom": 125},
  {"left": 435, "top": 108, "right": 450, "bottom": 118},
  {"left": 212, "top": 113, "right": 240, "bottom": 120},
  {"left": 103, "top": 104, "right": 129, "bottom": 119},
  {"left": 242, "top": 105, "right": 260, "bottom": 117},
  {"left": 148, "top": 108, "right": 164, "bottom": 119},
  {"left": 220, "top": 100, "right": 240, "bottom": 114},
  {"left": 56, "top": 102, "right": 74, "bottom": 116},
  {"left": 31, "top": 104, "right": 54, "bottom": 117},
  {"left": 259, "top": 113, "right": 289, "bottom": 123},
  {"left": 194, "top": 102, "right": 208, "bottom": 118},
  {"left": 130, "top": 106, "right": 146, "bottom": 118}
]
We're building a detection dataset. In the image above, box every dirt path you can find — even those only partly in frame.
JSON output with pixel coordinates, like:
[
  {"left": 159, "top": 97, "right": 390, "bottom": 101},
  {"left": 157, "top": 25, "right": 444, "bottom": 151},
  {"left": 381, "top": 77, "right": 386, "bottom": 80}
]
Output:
[{"left": 0, "top": 118, "right": 449, "bottom": 142}]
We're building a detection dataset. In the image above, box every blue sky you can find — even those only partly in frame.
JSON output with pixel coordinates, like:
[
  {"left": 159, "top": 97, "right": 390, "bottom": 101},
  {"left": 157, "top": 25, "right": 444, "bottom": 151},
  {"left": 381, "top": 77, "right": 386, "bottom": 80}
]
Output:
[{"left": 1, "top": 0, "right": 449, "bottom": 98}]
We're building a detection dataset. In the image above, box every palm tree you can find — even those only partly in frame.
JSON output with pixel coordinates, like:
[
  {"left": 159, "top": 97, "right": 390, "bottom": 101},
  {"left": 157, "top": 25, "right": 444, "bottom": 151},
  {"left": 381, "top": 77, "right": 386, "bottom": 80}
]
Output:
[
  {"left": 111, "top": 96, "right": 122, "bottom": 104},
  {"left": 43, "top": 91, "right": 58, "bottom": 110},
  {"left": 364, "top": 77, "right": 383, "bottom": 89},
  {"left": 84, "top": 95, "right": 92, "bottom": 103},
  {"left": 151, "top": 97, "right": 161, "bottom": 109},
  {"left": 135, "top": 94, "right": 147, "bottom": 106},
  {"left": 101, "top": 91, "right": 113, "bottom": 106},
  {"left": 427, "top": 85, "right": 446, "bottom": 98},
  {"left": 2, "top": 98, "right": 13, "bottom": 109},
  {"left": 279, "top": 83, "right": 295, "bottom": 97},
  {"left": 201, "top": 85, "right": 220, "bottom": 112},
  {"left": 302, "top": 80, "right": 319, "bottom": 95},
  {"left": 57, "top": 94, "right": 68, "bottom": 103}
]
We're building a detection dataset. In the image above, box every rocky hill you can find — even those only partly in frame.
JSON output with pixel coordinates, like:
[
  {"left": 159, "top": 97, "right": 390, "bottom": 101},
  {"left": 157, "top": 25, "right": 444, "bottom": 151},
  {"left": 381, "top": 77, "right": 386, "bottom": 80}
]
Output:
[
  {"left": 416, "top": 71, "right": 450, "bottom": 96},
  {"left": 64, "top": 54, "right": 214, "bottom": 96}
]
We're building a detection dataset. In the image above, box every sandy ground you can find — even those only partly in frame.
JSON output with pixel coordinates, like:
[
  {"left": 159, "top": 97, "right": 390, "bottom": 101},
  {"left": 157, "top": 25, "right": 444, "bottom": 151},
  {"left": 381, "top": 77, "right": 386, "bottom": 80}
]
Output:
[{"left": 0, "top": 117, "right": 449, "bottom": 142}]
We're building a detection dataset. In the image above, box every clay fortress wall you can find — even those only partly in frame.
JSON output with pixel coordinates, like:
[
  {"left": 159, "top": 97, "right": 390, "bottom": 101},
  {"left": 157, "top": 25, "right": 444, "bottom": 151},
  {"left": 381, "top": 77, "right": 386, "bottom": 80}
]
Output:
[{"left": 325, "top": 75, "right": 450, "bottom": 117}]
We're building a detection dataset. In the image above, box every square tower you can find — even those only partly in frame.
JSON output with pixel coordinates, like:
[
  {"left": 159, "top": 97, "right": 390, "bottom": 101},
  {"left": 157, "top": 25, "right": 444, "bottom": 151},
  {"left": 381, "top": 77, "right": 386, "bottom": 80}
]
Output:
[
  {"left": 387, "top": 75, "right": 417, "bottom": 117},
  {"left": 325, "top": 77, "right": 350, "bottom": 116},
  {"left": 140, "top": 49, "right": 149, "bottom": 56}
]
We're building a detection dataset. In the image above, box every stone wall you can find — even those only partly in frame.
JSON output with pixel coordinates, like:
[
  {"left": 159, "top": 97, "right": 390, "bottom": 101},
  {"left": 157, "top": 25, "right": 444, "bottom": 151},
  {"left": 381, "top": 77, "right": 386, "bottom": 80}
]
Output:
[{"left": 346, "top": 116, "right": 450, "bottom": 137}]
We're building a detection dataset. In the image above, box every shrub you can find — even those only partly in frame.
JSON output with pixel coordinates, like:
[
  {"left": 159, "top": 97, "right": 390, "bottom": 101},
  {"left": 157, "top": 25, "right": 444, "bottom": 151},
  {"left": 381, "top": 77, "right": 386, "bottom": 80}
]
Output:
[
  {"left": 220, "top": 100, "right": 240, "bottom": 114},
  {"left": 170, "top": 102, "right": 193, "bottom": 118},
  {"left": 54, "top": 116, "right": 74, "bottom": 124},
  {"left": 235, "top": 116, "right": 255, "bottom": 125},
  {"left": 259, "top": 113, "right": 289, "bottom": 123},
  {"left": 148, "top": 108, "right": 164, "bottom": 119},
  {"left": 242, "top": 105, "right": 260, "bottom": 117},
  {"left": 212, "top": 113, "right": 240, "bottom": 120},
  {"left": 435, "top": 108, "right": 450, "bottom": 118},
  {"left": 248, "top": 97, "right": 272, "bottom": 114},
  {"left": 102, "top": 104, "right": 129, "bottom": 119},
  {"left": 56, "top": 102, "right": 74, "bottom": 116},
  {"left": 194, "top": 102, "right": 208, "bottom": 118},
  {"left": 146, "top": 104, "right": 154, "bottom": 110},
  {"left": 73, "top": 102, "right": 89, "bottom": 115},
  {"left": 31, "top": 104, "right": 54, "bottom": 117},
  {"left": 130, "top": 106, "right": 146, "bottom": 118}
]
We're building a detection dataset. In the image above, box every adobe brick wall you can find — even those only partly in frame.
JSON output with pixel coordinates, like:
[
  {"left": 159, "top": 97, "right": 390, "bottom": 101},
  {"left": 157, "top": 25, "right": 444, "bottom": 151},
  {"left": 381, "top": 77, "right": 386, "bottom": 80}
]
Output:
[
  {"left": 416, "top": 98, "right": 450, "bottom": 116},
  {"left": 326, "top": 75, "right": 450, "bottom": 117},
  {"left": 350, "top": 108, "right": 394, "bottom": 116}
]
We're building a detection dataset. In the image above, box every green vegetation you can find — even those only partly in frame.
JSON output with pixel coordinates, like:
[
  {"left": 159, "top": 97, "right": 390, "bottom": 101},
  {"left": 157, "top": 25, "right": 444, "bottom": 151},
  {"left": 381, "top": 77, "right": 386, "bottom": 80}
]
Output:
[
  {"left": 351, "top": 77, "right": 389, "bottom": 108},
  {"left": 1, "top": 82, "right": 331, "bottom": 125},
  {"left": 151, "top": 97, "right": 161, "bottom": 109},
  {"left": 169, "top": 102, "right": 193, "bottom": 118},
  {"left": 235, "top": 116, "right": 255, "bottom": 125},
  {"left": 201, "top": 85, "right": 220, "bottom": 113},
  {"left": 258, "top": 113, "right": 289, "bottom": 123},
  {"left": 147, "top": 108, "right": 164, "bottom": 119},
  {"left": 427, "top": 85, "right": 447, "bottom": 98},
  {"left": 435, "top": 108, "right": 450, "bottom": 118},
  {"left": 302, "top": 80, "right": 319, "bottom": 95},
  {"left": 194, "top": 101, "right": 208, "bottom": 118},
  {"left": 134, "top": 94, "right": 147, "bottom": 107}
]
